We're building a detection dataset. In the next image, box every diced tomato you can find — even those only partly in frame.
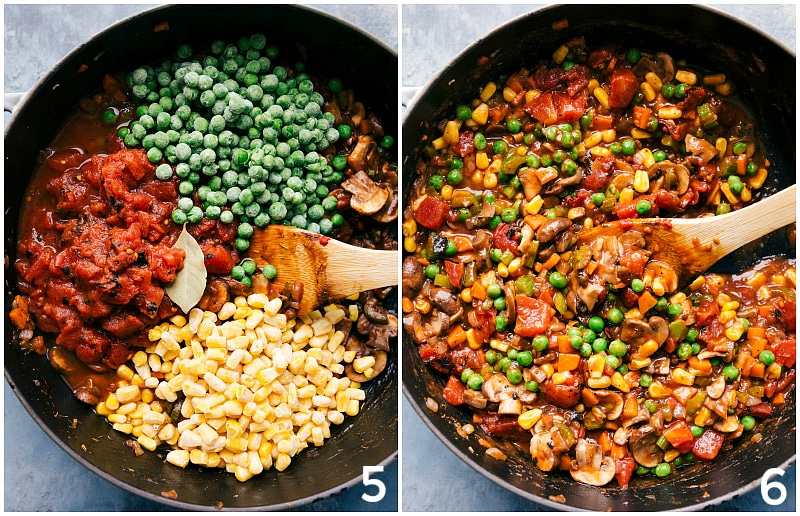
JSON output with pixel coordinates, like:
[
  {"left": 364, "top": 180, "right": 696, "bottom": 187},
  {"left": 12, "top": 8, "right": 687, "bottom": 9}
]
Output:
[
  {"left": 615, "top": 456, "right": 636, "bottom": 489},
  {"left": 770, "top": 338, "right": 796, "bottom": 367},
  {"left": 451, "top": 130, "right": 475, "bottom": 157},
  {"left": 524, "top": 91, "right": 558, "bottom": 125},
  {"left": 582, "top": 155, "right": 614, "bottom": 191},
  {"left": 442, "top": 375, "right": 466, "bottom": 406},
  {"left": 692, "top": 429, "right": 725, "bottom": 460},
  {"left": 553, "top": 90, "right": 587, "bottom": 123},
  {"left": 608, "top": 68, "right": 638, "bottom": 108},
  {"left": 444, "top": 260, "right": 464, "bottom": 289},
  {"left": 493, "top": 223, "right": 520, "bottom": 255},
  {"left": 515, "top": 295, "right": 555, "bottom": 337},
  {"left": 694, "top": 298, "right": 720, "bottom": 327},
  {"left": 618, "top": 249, "right": 648, "bottom": 280},
  {"left": 663, "top": 420, "right": 695, "bottom": 454},
  {"left": 472, "top": 307, "right": 497, "bottom": 344},
  {"left": 542, "top": 371, "right": 582, "bottom": 408},
  {"left": 480, "top": 412, "right": 527, "bottom": 439},
  {"left": 415, "top": 196, "right": 448, "bottom": 230}
]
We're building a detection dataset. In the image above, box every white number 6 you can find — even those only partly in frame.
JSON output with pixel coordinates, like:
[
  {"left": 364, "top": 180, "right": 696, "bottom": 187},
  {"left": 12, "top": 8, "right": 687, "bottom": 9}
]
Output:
[
  {"left": 362, "top": 465, "right": 386, "bottom": 503},
  {"left": 760, "top": 468, "right": 787, "bottom": 506}
]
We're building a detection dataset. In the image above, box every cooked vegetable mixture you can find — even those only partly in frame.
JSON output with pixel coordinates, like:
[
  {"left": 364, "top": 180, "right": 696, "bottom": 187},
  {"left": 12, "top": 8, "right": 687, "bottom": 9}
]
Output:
[
  {"left": 403, "top": 39, "right": 795, "bottom": 487},
  {"left": 11, "top": 32, "right": 397, "bottom": 481}
]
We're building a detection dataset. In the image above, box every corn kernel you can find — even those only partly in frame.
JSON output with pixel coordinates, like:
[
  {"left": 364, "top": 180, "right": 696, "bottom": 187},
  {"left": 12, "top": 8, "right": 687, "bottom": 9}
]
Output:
[
  {"left": 618, "top": 187, "right": 635, "bottom": 204},
  {"left": 587, "top": 376, "right": 612, "bottom": 389},
  {"left": 583, "top": 131, "right": 602, "bottom": 148},
  {"left": 518, "top": 408, "right": 543, "bottom": 430},
  {"left": 715, "top": 82, "right": 732, "bottom": 96},
  {"left": 593, "top": 87, "right": 610, "bottom": 110},
  {"left": 633, "top": 169, "right": 650, "bottom": 193},
  {"left": 658, "top": 106, "right": 682, "bottom": 119},
  {"left": 552, "top": 44, "right": 569, "bottom": 64},
  {"left": 675, "top": 70, "right": 697, "bottom": 86},
  {"left": 480, "top": 82, "right": 497, "bottom": 103},
  {"left": 703, "top": 73, "right": 726, "bottom": 86},
  {"left": 645, "top": 72, "right": 662, "bottom": 92},
  {"left": 640, "top": 81, "right": 656, "bottom": 102}
]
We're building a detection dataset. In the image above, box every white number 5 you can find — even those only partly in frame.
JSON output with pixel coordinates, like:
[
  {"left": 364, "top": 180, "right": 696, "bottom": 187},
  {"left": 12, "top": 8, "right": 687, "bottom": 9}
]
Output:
[
  {"left": 760, "top": 468, "right": 787, "bottom": 506},
  {"left": 362, "top": 465, "right": 386, "bottom": 503}
]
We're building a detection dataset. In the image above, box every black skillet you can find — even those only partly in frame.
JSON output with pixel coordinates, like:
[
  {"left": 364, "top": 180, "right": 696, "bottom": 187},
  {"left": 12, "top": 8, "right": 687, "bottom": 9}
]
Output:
[
  {"left": 5, "top": 4, "right": 397, "bottom": 511},
  {"left": 402, "top": 4, "right": 795, "bottom": 511}
]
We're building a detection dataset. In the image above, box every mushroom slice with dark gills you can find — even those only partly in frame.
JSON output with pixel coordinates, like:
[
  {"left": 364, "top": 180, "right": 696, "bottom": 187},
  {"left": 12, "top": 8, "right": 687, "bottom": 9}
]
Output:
[
  {"left": 620, "top": 316, "right": 669, "bottom": 355},
  {"left": 582, "top": 390, "right": 624, "bottom": 430},
  {"left": 529, "top": 414, "right": 577, "bottom": 472},
  {"left": 628, "top": 424, "right": 664, "bottom": 468},
  {"left": 570, "top": 438, "right": 617, "bottom": 486},
  {"left": 341, "top": 169, "right": 389, "bottom": 215}
]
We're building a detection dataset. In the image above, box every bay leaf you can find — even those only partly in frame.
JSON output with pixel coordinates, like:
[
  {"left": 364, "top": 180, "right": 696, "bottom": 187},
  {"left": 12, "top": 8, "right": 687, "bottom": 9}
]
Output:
[{"left": 165, "top": 224, "right": 207, "bottom": 313}]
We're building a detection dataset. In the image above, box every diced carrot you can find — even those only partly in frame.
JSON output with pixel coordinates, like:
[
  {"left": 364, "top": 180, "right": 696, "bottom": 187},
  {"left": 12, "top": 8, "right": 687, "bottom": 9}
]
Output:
[
  {"left": 638, "top": 291, "right": 658, "bottom": 314},
  {"left": 593, "top": 113, "right": 614, "bottom": 130},
  {"left": 447, "top": 326, "right": 467, "bottom": 347},
  {"left": 557, "top": 335, "right": 573, "bottom": 354},
  {"left": 586, "top": 260, "right": 598, "bottom": 275},
  {"left": 560, "top": 454, "right": 573, "bottom": 471},
  {"left": 749, "top": 338, "right": 768, "bottom": 357},
  {"left": 471, "top": 281, "right": 487, "bottom": 301},
  {"left": 632, "top": 105, "right": 652, "bottom": 129},
  {"left": 747, "top": 326, "right": 767, "bottom": 339},
  {"left": 688, "top": 356, "right": 712, "bottom": 375},
  {"left": 611, "top": 442, "right": 629, "bottom": 460},
  {"left": 598, "top": 431, "right": 613, "bottom": 453},
  {"left": 541, "top": 253, "right": 561, "bottom": 271},
  {"left": 750, "top": 362, "right": 765, "bottom": 378},
  {"left": 523, "top": 214, "right": 547, "bottom": 230},
  {"left": 402, "top": 298, "right": 413, "bottom": 313},
  {"left": 453, "top": 235, "right": 474, "bottom": 252},
  {"left": 557, "top": 352, "right": 580, "bottom": 372},
  {"left": 741, "top": 355, "right": 754, "bottom": 377},
  {"left": 758, "top": 305, "right": 773, "bottom": 317},
  {"left": 622, "top": 397, "right": 638, "bottom": 419},
  {"left": 9, "top": 307, "right": 29, "bottom": 330},
  {"left": 534, "top": 166, "right": 559, "bottom": 184},
  {"left": 581, "top": 388, "right": 599, "bottom": 407},
  {"left": 772, "top": 392, "right": 785, "bottom": 405}
]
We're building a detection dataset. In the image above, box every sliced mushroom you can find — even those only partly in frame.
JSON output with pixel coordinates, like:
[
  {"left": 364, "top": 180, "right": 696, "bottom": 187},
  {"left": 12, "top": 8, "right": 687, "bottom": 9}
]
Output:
[
  {"left": 594, "top": 390, "right": 624, "bottom": 421},
  {"left": 430, "top": 287, "right": 462, "bottom": 316},
  {"left": 705, "top": 374, "right": 727, "bottom": 399},
  {"left": 518, "top": 167, "right": 542, "bottom": 200},
  {"left": 714, "top": 415, "right": 740, "bottom": 433},
  {"left": 620, "top": 316, "right": 670, "bottom": 349},
  {"left": 655, "top": 52, "right": 675, "bottom": 82},
  {"left": 402, "top": 256, "right": 425, "bottom": 298},
  {"left": 341, "top": 170, "right": 388, "bottom": 215},
  {"left": 622, "top": 404, "right": 652, "bottom": 428},
  {"left": 647, "top": 160, "right": 690, "bottom": 195},
  {"left": 613, "top": 427, "right": 629, "bottom": 446},
  {"left": 463, "top": 389, "right": 488, "bottom": 409},
  {"left": 498, "top": 398, "right": 523, "bottom": 416},
  {"left": 645, "top": 356, "right": 671, "bottom": 376},
  {"left": 503, "top": 281, "right": 517, "bottom": 326},
  {"left": 345, "top": 349, "right": 387, "bottom": 382},
  {"left": 356, "top": 312, "right": 398, "bottom": 352},
  {"left": 628, "top": 424, "right": 664, "bottom": 468},
  {"left": 530, "top": 431, "right": 560, "bottom": 472},
  {"left": 646, "top": 260, "right": 679, "bottom": 293},
  {"left": 536, "top": 216, "right": 572, "bottom": 243},
  {"left": 371, "top": 186, "right": 398, "bottom": 223},
  {"left": 570, "top": 439, "right": 616, "bottom": 486},
  {"left": 482, "top": 374, "right": 514, "bottom": 403}
]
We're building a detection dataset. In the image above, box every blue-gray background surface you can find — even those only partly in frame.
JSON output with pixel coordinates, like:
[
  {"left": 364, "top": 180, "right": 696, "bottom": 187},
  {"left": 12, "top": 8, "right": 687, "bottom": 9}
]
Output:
[
  {"left": 4, "top": 3, "right": 397, "bottom": 512},
  {"left": 401, "top": 3, "right": 796, "bottom": 513}
]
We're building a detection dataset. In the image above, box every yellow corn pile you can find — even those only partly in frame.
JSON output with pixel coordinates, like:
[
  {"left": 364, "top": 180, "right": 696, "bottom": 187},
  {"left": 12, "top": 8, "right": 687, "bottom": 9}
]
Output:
[{"left": 97, "top": 294, "right": 365, "bottom": 482}]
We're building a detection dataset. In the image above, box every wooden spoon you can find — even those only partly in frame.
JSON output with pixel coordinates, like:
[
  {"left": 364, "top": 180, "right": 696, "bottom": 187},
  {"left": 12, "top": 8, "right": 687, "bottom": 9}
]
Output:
[
  {"left": 576, "top": 184, "right": 796, "bottom": 291},
  {"left": 248, "top": 225, "right": 398, "bottom": 314}
]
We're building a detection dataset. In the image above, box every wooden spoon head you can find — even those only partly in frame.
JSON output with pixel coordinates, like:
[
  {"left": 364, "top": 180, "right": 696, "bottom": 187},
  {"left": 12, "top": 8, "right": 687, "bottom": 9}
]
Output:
[
  {"left": 248, "top": 226, "right": 332, "bottom": 314},
  {"left": 576, "top": 219, "right": 725, "bottom": 292},
  {"left": 248, "top": 226, "right": 399, "bottom": 314}
]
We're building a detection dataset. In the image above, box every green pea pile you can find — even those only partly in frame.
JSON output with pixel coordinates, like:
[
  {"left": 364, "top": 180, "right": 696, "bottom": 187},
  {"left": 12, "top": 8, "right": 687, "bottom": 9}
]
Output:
[{"left": 117, "top": 33, "right": 353, "bottom": 254}]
